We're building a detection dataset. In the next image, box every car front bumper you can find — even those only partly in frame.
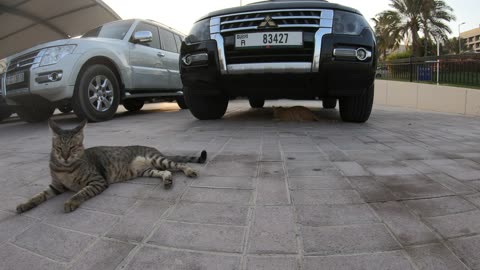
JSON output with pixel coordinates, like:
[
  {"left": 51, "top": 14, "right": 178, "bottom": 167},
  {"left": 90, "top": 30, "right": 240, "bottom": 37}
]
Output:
[
  {"left": 181, "top": 14, "right": 376, "bottom": 99},
  {"left": 4, "top": 54, "right": 79, "bottom": 106}
]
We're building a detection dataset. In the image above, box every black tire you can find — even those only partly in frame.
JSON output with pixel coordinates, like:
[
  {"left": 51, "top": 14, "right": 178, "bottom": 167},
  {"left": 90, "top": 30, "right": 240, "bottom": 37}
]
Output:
[
  {"left": 339, "top": 83, "right": 374, "bottom": 123},
  {"left": 0, "top": 105, "right": 13, "bottom": 121},
  {"left": 183, "top": 87, "right": 228, "bottom": 120},
  {"left": 249, "top": 97, "right": 265, "bottom": 108},
  {"left": 176, "top": 96, "right": 188, "bottom": 109},
  {"left": 16, "top": 105, "right": 54, "bottom": 123},
  {"left": 123, "top": 99, "right": 144, "bottom": 112},
  {"left": 58, "top": 104, "right": 72, "bottom": 114},
  {"left": 73, "top": 64, "right": 120, "bottom": 122},
  {"left": 322, "top": 98, "right": 337, "bottom": 109}
]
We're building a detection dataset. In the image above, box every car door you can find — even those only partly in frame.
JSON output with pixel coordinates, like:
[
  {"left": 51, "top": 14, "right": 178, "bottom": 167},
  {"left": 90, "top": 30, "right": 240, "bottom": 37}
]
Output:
[
  {"left": 158, "top": 27, "right": 182, "bottom": 90},
  {"left": 129, "top": 22, "right": 169, "bottom": 90}
]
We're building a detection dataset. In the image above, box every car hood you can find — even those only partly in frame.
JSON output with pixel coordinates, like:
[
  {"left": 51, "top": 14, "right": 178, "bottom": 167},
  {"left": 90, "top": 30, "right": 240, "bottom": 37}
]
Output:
[
  {"left": 197, "top": 0, "right": 360, "bottom": 21},
  {"left": 9, "top": 38, "right": 125, "bottom": 60}
]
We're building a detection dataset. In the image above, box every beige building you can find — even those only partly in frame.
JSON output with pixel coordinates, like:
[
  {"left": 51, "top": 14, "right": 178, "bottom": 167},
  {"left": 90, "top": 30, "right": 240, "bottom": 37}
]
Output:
[{"left": 460, "top": 27, "right": 480, "bottom": 53}]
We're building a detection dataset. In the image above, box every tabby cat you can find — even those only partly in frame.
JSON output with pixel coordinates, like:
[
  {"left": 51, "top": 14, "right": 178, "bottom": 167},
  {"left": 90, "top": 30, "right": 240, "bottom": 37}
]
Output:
[
  {"left": 16, "top": 119, "right": 206, "bottom": 213},
  {"left": 272, "top": 106, "right": 319, "bottom": 121}
]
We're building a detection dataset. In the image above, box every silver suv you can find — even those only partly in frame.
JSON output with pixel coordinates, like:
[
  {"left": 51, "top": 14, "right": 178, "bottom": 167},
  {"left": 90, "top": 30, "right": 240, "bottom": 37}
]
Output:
[{"left": 2, "top": 19, "right": 186, "bottom": 122}]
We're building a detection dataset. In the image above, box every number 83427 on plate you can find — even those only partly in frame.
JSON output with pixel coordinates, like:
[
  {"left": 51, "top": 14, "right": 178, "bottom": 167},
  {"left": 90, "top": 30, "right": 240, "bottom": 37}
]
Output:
[{"left": 235, "top": 32, "right": 303, "bottom": 48}]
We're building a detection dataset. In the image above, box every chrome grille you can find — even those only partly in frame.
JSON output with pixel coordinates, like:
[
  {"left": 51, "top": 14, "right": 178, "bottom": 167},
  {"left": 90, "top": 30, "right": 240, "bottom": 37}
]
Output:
[
  {"left": 220, "top": 9, "right": 322, "bottom": 33},
  {"left": 7, "top": 50, "right": 41, "bottom": 73}
]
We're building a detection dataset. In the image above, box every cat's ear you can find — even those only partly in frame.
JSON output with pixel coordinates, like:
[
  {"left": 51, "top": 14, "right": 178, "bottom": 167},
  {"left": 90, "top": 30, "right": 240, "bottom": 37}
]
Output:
[
  {"left": 72, "top": 120, "right": 87, "bottom": 134},
  {"left": 48, "top": 119, "right": 62, "bottom": 135}
]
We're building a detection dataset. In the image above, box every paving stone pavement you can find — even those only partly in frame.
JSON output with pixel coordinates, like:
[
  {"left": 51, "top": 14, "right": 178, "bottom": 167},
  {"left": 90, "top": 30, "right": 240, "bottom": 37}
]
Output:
[{"left": 1, "top": 100, "right": 480, "bottom": 270}]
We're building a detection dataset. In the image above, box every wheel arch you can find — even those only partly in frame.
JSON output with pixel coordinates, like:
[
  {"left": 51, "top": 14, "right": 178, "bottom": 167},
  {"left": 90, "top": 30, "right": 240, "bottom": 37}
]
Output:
[{"left": 74, "top": 56, "right": 125, "bottom": 97}]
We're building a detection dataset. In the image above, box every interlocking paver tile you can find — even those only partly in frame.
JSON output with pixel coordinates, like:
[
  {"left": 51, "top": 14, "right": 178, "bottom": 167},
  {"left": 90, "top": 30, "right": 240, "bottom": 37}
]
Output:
[
  {"left": 291, "top": 189, "right": 364, "bottom": 205},
  {"left": 348, "top": 176, "right": 399, "bottom": 202},
  {"left": 248, "top": 206, "right": 297, "bottom": 254},
  {"left": 182, "top": 187, "right": 253, "bottom": 204},
  {"left": 295, "top": 204, "right": 379, "bottom": 226},
  {"left": 449, "top": 235, "right": 480, "bottom": 270},
  {"left": 0, "top": 243, "right": 65, "bottom": 270},
  {"left": 333, "top": 161, "right": 371, "bottom": 176},
  {"left": 13, "top": 223, "right": 96, "bottom": 262},
  {"left": 69, "top": 239, "right": 136, "bottom": 270},
  {"left": 406, "top": 243, "right": 469, "bottom": 270},
  {"left": 300, "top": 223, "right": 401, "bottom": 255},
  {"left": 426, "top": 174, "right": 477, "bottom": 195},
  {"left": 303, "top": 251, "right": 416, "bottom": 270},
  {"left": 125, "top": 245, "right": 241, "bottom": 270},
  {"left": 167, "top": 201, "right": 250, "bottom": 225},
  {"left": 106, "top": 200, "right": 172, "bottom": 242},
  {"left": 256, "top": 176, "right": 290, "bottom": 205},
  {"left": 190, "top": 176, "right": 254, "bottom": 189},
  {"left": 405, "top": 196, "right": 477, "bottom": 217},
  {"left": 374, "top": 174, "right": 454, "bottom": 200},
  {"left": 425, "top": 210, "right": 480, "bottom": 238},
  {"left": 288, "top": 175, "right": 352, "bottom": 190},
  {"left": 44, "top": 208, "right": 118, "bottom": 235},
  {"left": 0, "top": 210, "right": 37, "bottom": 244},
  {"left": 247, "top": 256, "right": 298, "bottom": 270},
  {"left": 148, "top": 221, "right": 245, "bottom": 253},
  {"left": 371, "top": 201, "right": 439, "bottom": 245}
]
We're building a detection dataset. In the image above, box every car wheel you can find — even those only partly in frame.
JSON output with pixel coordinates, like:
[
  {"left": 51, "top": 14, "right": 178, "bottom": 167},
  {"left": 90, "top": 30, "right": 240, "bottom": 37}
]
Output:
[
  {"left": 183, "top": 87, "right": 228, "bottom": 120},
  {"left": 73, "top": 64, "right": 120, "bottom": 122},
  {"left": 322, "top": 98, "right": 337, "bottom": 109},
  {"left": 249, "top": 97, "right": 265, "bottom": 108},
  {"left": 339, "top": 83, "right": 374, "bottom": 123},
  {"left": 176, "top": 96, "right": 188, "bottom": 109},
  {"left": 0, "top": 105, "right": 13, "bottom": 121},
  {"left": 123, "top": 99, "right": 144, "bottom": 112},
  {"left": 58, "top": 104, "right": 72, "bottom": 114},
  {"left": 16, "top": 105, "right": 54, "bottom": 123}
]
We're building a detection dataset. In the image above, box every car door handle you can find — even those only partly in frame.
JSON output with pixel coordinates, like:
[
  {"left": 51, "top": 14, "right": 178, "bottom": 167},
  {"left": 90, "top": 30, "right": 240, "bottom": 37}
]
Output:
[{"left": 157, "top": 52, "right": 165, "bottom": 57}]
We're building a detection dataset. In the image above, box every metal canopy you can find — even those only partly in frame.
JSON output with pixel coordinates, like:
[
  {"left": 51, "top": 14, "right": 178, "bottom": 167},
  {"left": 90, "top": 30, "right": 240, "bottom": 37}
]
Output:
[{"left": 0, "top": 0, "right": 121, "bottom": 59}]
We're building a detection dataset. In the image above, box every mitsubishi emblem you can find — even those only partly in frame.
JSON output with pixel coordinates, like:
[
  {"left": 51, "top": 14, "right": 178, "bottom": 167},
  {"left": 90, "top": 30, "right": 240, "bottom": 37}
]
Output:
[{"left": 258, "top": 15, "right": 278, "bottom": 28}]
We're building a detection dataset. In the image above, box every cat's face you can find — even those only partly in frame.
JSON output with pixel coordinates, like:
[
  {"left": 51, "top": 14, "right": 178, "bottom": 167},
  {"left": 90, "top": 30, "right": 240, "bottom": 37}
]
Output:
[{"left": 49, "top": 119, "right": 87, "bottom": 166}]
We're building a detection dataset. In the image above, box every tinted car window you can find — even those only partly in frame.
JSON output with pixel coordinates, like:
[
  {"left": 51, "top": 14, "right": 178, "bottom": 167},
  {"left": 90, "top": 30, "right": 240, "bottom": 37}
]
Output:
[
  {"left": 158, "top": 28, "right": 178, "bottom": 53},
  {"left": 82, "top": 20, "right": 133, "bottom": 40},
  {"left": 174, "top": 34, "right": 183, "bottom": 52},
  {"left": 131, "top": 22, "right": 161, "bottom": 49}
]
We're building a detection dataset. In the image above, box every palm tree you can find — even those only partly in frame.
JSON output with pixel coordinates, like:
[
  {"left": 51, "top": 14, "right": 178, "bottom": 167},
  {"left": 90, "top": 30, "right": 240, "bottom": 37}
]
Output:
[
  {"left": 374, "top": 0, "right": 455, "bottom": 57},
  {"left": 420, "top": 0, "right": 455, "bottom": 56},
  {"left": 372, "top": 11, "right": 402, "bottom": 60}
]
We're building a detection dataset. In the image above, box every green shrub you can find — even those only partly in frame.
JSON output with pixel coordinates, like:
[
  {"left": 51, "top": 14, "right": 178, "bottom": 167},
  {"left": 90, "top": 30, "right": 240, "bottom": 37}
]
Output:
[{"left": 387, "top": 50, "right": 412, "bottom": 61}]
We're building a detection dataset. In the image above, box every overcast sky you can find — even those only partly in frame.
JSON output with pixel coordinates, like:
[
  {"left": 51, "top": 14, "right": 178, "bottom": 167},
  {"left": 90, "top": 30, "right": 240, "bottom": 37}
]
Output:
[{"left": 103, "top": 0, "right": 478, "bottom": 37}]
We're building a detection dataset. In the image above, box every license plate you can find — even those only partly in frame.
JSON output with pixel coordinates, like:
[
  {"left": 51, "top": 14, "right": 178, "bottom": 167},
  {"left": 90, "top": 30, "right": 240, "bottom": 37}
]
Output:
[
  {"left": 6, "top": 72, "right": 25, "bottom": 85},
  {"left": 235, "top": 32, "right": 303, "bottom": 48}
]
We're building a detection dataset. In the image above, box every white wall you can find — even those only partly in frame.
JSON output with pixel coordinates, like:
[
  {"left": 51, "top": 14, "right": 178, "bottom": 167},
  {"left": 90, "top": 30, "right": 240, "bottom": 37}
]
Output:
[{"left": 374, "top": 80, "right": 480, "bottom": 116}]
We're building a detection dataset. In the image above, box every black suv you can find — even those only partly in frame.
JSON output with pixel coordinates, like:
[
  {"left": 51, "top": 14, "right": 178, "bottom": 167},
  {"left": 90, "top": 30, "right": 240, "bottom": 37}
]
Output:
[{"left": 180, "top": 0, "right": 376, "bottom": 122}]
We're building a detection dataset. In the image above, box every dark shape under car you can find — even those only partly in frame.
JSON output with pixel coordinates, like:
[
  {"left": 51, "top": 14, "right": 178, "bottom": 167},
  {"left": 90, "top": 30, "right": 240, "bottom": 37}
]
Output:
[{"left": 180, "top": 0, "right": 377, "bottom": 122}]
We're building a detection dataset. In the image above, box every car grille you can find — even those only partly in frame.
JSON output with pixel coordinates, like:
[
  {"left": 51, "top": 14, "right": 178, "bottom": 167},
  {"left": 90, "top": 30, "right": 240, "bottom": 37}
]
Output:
[
  {"left": 7, "top": 50, "right": 40, "bottom": 74},
  {"left": 220, "top": 9, "right": 322, "bottom": 33}
]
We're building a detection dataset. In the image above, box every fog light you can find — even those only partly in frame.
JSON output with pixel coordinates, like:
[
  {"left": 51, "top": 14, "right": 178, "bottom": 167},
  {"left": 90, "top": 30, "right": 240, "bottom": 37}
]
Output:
[
  {"left": 182, "top": 53, "right": 208, "bottom": 66},
  {"left": 35, "top": 70, "right": 63, "bottom": 83},
  {"left": 48, "top": 72, "right": 62, "bottom": 82},
  {"left": 356, "top": 48, "right": 369, "bottom": 61},
  {"left": 182, "top": 55, "right": 192, "bottom": 66}
]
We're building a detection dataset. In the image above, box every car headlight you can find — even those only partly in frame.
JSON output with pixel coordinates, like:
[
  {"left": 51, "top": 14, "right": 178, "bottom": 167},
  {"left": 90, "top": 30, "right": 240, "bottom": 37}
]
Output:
[
  {"left": 39, "top": 45, "right": 76, "bottom": 67},
  {"left": 333, "top": 11, "right": 370, "bottom": 35},
  {"left": 185, "top": 19, "right": 210, "bottom": 44}
]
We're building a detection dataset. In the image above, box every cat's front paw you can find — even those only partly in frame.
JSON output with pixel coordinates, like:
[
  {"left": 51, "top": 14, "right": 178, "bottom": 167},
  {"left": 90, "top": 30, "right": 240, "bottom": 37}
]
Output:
[
  {"left": 16, "top": 202, "right": 34, "bottom": 213},
  {"left": 64, "top": 200, "right": 80, "bottom": 213},
  {"left": 184, "top": 168, "right": 198, "bottom": 178}
]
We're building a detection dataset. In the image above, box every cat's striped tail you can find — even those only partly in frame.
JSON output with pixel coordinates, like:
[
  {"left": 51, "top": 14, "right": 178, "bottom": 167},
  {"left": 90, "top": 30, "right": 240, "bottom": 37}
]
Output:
[{"left": 166, "top": 150, "right": 207, "bottom": 164}]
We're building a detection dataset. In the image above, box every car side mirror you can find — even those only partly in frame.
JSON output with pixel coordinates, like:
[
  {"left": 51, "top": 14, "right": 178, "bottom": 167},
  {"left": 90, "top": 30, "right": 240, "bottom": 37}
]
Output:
[{"left": 132, "top": 31, "right": 153, "bottom": 44}]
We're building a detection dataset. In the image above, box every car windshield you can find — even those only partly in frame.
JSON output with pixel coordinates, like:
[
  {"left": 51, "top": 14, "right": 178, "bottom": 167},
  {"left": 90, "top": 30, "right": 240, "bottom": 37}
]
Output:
[{"left": 81, "top": 20, "right": 134, "bottom": 40}]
